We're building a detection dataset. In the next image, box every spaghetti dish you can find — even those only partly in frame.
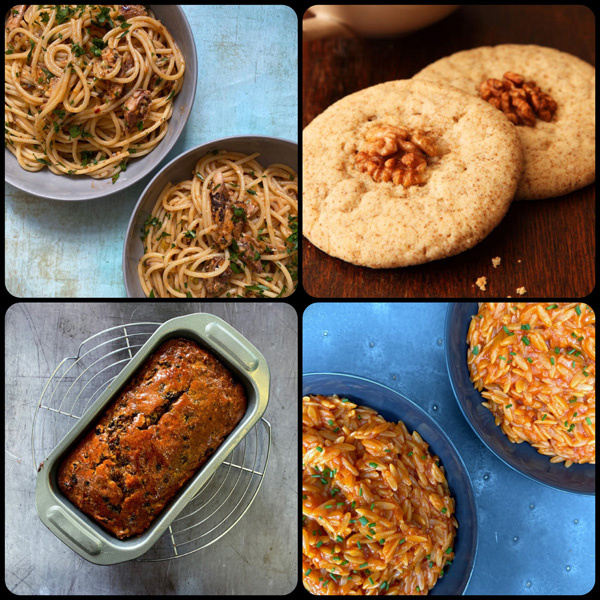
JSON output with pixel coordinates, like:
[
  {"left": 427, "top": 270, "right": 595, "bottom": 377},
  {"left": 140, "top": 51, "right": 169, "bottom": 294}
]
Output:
[
  {"left": 468, "top": 302, "right": 595, "bottom": 467},
  {"left": 137, "top": 150, "right": 298, "bottom": 298},
  {"left": 303, "top": 394, "right": 457, "bottom": 595},
  {"left": 5, "top": 5, "right": 185, "bottom": 181}
]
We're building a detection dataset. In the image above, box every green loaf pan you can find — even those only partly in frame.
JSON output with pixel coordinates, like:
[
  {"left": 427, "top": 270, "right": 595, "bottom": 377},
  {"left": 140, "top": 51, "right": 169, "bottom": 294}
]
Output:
[{"left": 35, "top": 313, "right": 270, "bottom": 565}]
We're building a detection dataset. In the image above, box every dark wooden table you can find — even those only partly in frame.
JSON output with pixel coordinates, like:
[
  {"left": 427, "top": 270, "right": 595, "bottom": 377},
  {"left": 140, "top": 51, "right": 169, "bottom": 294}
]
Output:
[{"left": 302, "top": 5, "right": 595, "bottom": 299}]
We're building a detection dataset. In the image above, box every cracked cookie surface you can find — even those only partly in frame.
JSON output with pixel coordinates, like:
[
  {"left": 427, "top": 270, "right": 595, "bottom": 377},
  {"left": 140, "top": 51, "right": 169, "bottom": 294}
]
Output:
[
  {"left": 303, "top": 79, "right": 522, "bottom": 268},
  {"left": 413, "top": 45, "right": 595, "bottom": 200}
]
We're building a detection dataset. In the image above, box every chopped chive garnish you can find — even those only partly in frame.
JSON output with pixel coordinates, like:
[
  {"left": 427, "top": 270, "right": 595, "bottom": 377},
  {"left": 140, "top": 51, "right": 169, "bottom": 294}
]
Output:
[
  {"left": 499, "top": 356, "right": 506, "bottom": 361},
  {"left": 522, "top": 336, "right": 531, "bottom": 346},
  {"left": 369, "top": 462, "right": 378, "bottom": 468},
  {"left": 399, "top": 538, "right": 406, "bottom": 544},
  {"left": 568, "top": 424, "right": 575, "bottom": 432},
  {"left": 472, "top": 345, "right": 480, "bottom": 355},
  {"left": 446, "top": 547, "right": 453, "bottom": 554},
  {"left": 526, "top": 357, "right": 533, "bottom": 363},
  {"left": 542, "top": 414, "right": 547, "bottom": 421},
  {"left": 441, "top": 507, "right": 447, "bottom": 514},
  {"left": 359, "top": 563, "right": 368, "bottom": 569},
  {"left": 316, "top": 446, "right": 323, "bottom": 452},
  {"left": 506, "top": 404, "right": 513, "bottom": 409},
  {"left": 555, "top": 347, "right": 560, "bottom": 354},
  {"left": 550, "top": 357, "right": 555, "bottom": 365},
  {"left": 521, "top": 324, "right": 531, "bottom": 330},
  {"left": 305, "top": 569, "right": 312, "bottom": 576},
  {"left": 316, "top": 540, "right": 323, "bottom": 548},
  {"left": 359, "top": 516, "right": 369, "bottom": 526},
  {"left": 575, "top": 305, "right": 582, "bottom": 316},
  {"left": 546, "top": 304, "right": 558, "bottom": 310},
  {"left": 336, "top": 535, "right": 344, "bottom": 542},
  {"left": 586, "top": 417, "right": 592, "bottom": 425},
  {"left": 503, "top": 326, "right": 514, "bottom": 335},
  {"left": 357, "top": 541, "right": 361, "bottom": 549}
]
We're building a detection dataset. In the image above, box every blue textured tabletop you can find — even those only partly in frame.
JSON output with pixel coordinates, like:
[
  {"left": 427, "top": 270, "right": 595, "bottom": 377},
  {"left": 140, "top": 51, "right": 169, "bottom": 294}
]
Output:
[
  {"left": 5, "top": 5, "right": 298, "bottom": 298},
  {"left": 302, "top": 302, "right": 595, "bottom": 595}
]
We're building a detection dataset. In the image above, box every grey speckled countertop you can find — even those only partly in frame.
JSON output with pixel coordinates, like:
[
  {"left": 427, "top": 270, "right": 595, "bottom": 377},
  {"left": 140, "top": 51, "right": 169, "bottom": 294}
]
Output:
[
  {"left": 5, "top": 302, "right": 298, "bottom": 595},
  {"left": 303, "top": 302, "right": 595, "bottom": 595}
]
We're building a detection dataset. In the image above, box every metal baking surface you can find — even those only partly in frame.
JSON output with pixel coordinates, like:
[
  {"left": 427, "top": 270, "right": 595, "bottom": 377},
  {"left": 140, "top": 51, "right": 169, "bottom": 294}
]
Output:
[
  {"left": 303, "top": 302, "right": 594, "bottom": 595},
  {"left": 35, "top": 313, "right": 270, "bottom": 565},
  {"left": 4, "top": 5, "right": 197, "bottom": 201},
  {"left": 122, "top": 135, "right": 298, "bottom": 297},
  {"left": 303, "top": 373, "right": 478, "bottom": 595}
]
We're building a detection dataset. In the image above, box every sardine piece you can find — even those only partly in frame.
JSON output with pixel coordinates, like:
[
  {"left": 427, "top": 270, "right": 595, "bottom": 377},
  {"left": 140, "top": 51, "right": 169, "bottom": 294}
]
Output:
[
  {"left": 123, "top": 89, "right": 151, "bottom": 131},
  {"left": 203, "top": 256, "right": 232, "bottom": 297},
  {"left": 209, "top": 172, "right": 237, "bottom": 249},
  {"left": 236, "top": 232, "right": 266, "bottom": 272},
  {"left": 119, "top": 5, "right": 148, "bottom": 19},
  {"left": 6, "top": 5, "right": 26, "bottom": 31}
]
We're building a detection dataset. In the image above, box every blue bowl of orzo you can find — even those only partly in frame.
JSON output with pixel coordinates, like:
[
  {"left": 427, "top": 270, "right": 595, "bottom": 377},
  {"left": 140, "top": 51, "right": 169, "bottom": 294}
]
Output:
[
  {"left": 445, "top": 302, "right": 595, "bottom": 495},
  {"left": 302, "top": 372, "right": 478, "bottom": 595}
]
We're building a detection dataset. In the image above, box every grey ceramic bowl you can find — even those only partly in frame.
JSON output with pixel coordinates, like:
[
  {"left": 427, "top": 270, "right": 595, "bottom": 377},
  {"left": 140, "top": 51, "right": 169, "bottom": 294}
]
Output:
[
  {"left": 122, "top": 135, "right": 298, "bottom": 297},
  {"left": 4, "top": 5, "right": 197, "bottom": 201},
  {"left": 302, "top": 372, "right": 478, "bottom": 596},
  {"left": 445, "top": 303, "right": 595, "bottom": 495}
]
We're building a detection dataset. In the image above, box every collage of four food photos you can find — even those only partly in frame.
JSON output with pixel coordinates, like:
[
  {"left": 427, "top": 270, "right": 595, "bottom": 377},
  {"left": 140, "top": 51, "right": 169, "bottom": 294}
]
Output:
[{"left": 4, "top": 4, "right": 595, "bottom": 596}]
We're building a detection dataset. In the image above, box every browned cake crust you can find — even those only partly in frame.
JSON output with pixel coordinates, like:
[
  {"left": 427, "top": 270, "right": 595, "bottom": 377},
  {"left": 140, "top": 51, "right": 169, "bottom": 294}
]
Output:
[{"left": 57, "top": 338, "right": 247, "bottom": 539}]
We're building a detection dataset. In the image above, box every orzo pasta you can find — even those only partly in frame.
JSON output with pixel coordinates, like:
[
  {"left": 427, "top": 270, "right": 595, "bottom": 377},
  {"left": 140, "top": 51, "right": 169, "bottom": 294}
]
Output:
[
  {"left": 302, "top": 394, "right": 457, "bottom": 595},
  {"left": 467, "top": 302, "right": 595, "bottom": 467}
]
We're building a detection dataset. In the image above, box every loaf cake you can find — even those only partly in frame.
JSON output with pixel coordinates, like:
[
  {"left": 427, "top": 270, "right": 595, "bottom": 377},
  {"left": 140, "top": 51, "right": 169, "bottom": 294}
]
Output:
[{"left": 58, "top": 338, "right": 247, "bottom": 539}]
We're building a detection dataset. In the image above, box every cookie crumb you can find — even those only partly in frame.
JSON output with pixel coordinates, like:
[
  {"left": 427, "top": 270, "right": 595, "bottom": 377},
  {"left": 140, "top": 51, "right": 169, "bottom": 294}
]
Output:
[
  {"left": 475, "top": 276, "right": 487, "bottom": 291},
  {"left": 516, "top": 286, "right": 527, "bottom": 295},
  {"left": 492, "top": 256, "right": 501, "bottom": 268}
]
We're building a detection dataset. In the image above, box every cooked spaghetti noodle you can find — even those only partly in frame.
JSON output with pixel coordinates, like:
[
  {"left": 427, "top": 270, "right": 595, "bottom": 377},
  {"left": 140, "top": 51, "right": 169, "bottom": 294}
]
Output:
[
  {"left": 5, "top": 5, "right": 185, "bottom": 181},
  {"left": 138, "top": 150, "right": 298, "bottom": 298}
]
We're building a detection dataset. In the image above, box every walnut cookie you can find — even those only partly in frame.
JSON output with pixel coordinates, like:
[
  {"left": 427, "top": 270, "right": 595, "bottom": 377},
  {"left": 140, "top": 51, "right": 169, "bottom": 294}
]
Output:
[
  {"left": 303, "top": 79, "right": 523, "bottom": 269},
  {"left": 413, "top": 44, "right": 595, "bottom": 200}
]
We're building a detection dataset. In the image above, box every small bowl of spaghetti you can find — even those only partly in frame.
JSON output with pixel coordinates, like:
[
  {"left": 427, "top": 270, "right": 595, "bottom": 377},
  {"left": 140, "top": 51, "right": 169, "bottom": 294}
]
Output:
[{"left": 123, "top": 135, "right": 298, "bottom": 298}]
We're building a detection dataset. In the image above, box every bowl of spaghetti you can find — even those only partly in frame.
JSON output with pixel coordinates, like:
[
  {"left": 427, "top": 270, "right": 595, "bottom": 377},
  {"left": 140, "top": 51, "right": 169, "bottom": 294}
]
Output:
[
  {"left": 445, "top": 302, "right": 595, "bottom": 495},
  {"left": 302, "top": 372, "right": 478, "bottom": 595},
  {"left": 4, "top": 5, "right": 196, "bottom": 200},
  {"left": 123, "top": 135, "right": 298, "bottom": 298}
]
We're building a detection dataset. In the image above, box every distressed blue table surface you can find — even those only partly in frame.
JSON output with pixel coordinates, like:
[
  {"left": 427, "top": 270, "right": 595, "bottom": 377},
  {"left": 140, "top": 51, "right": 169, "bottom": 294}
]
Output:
[
  {"left": 302, "top": 302, "right": 595, "bottom": 595},
  {"left": 4, "top": 5, "right": 298, "bottom": 298}
]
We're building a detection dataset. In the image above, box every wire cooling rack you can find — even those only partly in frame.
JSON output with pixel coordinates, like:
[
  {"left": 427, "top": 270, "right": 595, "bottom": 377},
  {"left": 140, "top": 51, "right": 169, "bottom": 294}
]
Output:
[{"left": 31, "top": 322, "right": 271, "bottom": 561}]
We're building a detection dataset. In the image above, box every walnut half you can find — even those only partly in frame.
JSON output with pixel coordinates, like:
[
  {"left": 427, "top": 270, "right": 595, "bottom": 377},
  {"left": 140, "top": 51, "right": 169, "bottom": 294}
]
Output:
[
  {"left": 355, "top": 125, "right": 439, "bottom": 187},
  {"left": 480, "top": 72, "right": 557, "bottom": 127}
]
